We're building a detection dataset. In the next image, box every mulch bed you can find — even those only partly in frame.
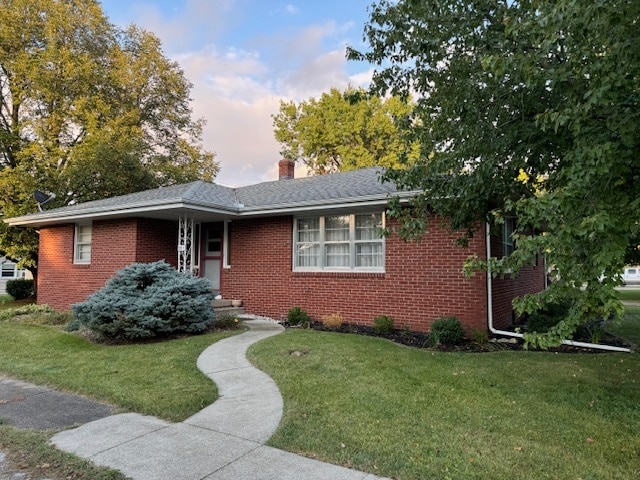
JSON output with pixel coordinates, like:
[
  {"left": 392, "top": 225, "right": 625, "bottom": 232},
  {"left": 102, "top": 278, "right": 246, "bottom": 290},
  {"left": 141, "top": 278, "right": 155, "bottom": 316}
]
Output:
[{"left": 287, "top": 321, "right": 631, "bottom": 354}]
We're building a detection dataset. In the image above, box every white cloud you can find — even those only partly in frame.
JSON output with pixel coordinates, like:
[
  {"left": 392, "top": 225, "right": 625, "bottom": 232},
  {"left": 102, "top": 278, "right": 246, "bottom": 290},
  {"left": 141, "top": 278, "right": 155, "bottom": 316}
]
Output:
[{"left": 108, "top": 1, "right": 372, "bottom": 186}]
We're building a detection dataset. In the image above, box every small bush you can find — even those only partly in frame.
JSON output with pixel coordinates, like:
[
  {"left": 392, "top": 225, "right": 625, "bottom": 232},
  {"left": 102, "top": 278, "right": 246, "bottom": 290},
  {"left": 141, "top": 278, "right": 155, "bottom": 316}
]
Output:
[
  {"left": 471, "top": 329, "right": 489, "bottom": 345},
  {"left": 6, "top": 279, "right": 34, "bottom": 300},
  {"left": 373, "top": 315, "right": 394, "bottom": 334},
  {"left": 71, "top": 261, "right": 215, "bottom": 341},
  {"left": 430, "top": 316, "right": 466, "bottom": 346},
  {"left": 575, "top": 320, "right": 605, "bottom": 344},
  {"left": 0, "top": 304, "right": 54, "bottom": 322},
  {"left": 287, "top": 306, "right": 310, "bottom": 327},
  {"left": 526, "top": 300, "right": 572, "bottom": 333},
  {"left": 321, "top": 313, "right": 344, "bottom": 329},
  {"left": 213, "top": 313, "right": 241, "bottom": 330}
]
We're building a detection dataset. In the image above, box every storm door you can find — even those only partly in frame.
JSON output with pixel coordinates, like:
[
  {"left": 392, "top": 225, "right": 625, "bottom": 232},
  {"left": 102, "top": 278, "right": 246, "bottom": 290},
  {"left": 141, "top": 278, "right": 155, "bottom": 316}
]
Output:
[{"left": 202, "top": 224, "right": 222, "bottom": 291}]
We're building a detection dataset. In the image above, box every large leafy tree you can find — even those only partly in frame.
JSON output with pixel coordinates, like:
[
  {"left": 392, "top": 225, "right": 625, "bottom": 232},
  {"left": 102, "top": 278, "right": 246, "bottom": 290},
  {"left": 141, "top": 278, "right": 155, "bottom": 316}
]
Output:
[
  {"left": 349, "top": 0, "right": 640, "bottom": 347},
  {"left": 273, "top": 87, "right": 417, "bottom": 174},
  {"left": 0, "top": 0, "right": 218, "bottom": 273}
]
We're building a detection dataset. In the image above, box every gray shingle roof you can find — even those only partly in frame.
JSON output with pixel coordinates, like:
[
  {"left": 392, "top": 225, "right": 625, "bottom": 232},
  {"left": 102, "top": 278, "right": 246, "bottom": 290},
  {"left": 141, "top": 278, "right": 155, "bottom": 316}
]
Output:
[
  {"left": 236, "top": 167, "right": 396, "bottom": 209},
  {"left": 6, "top": 167, "right": 408, "bottom": 226}
]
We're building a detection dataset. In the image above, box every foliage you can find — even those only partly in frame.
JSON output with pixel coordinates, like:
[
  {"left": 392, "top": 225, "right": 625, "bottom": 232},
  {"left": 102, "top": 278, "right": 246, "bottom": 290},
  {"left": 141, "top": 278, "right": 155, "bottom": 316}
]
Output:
[
  {"left": 0, "top": 303, "right": 54, "bottom": 321},
  {"left": 0, "top": 0, "right": 218, "bottom": 272},
  {"left": 71, "top": 261, "right": 215, "bottom": 340},
  {"left": 287, "top": 306, "right": 311, "bottom": 327},
  {"left": 525, "top": 300, "right": 572, "bottom": 333},
  {"left": 373, "top": 314, "right": 394, "bottom": 334},
  {"left": 471, "top": 329, "right": 489, "bottom": 345},
  {"left": 430, "top": 316, "right": 466, "bottom": 346},
  {"left": 5, "top": 279, "right": 33, "bottom": 300},
  {"left": 212, "top": 313, "right": 242, "bottom": 330},
  {"left": 273, "top": 86, "right": 417, "bottom": 174},
  {"left": 320, "top": 313, "right": 344, "bottom": 329},
  {"left": 349, "top": 0, "right": 640, "bottom": 347}
]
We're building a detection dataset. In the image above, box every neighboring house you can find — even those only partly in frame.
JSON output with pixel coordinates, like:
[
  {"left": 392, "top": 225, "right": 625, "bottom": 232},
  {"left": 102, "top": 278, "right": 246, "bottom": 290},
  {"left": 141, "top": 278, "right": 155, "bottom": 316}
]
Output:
[
  {"left": 4, "top": 160, "right": 545, "bottom": 333},
  {"left": 0, "top": 257, "right": 30, "bottom": 295},
  {"left": 622, "top": 266, "right": 640, "bottom": 286}
]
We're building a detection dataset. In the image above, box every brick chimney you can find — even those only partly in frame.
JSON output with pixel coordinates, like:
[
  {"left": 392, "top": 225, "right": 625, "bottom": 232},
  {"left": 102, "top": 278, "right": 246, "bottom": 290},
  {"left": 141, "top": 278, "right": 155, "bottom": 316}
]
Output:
[{"left": 278, "top": 159, "right": 295, "bottom": 180}]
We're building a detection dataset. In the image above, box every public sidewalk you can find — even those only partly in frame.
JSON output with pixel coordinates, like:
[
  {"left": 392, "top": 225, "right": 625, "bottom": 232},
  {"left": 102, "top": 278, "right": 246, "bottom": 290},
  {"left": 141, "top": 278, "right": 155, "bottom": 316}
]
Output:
[{"left": 51, "top": 318, "right": 390, "bottom": 480}]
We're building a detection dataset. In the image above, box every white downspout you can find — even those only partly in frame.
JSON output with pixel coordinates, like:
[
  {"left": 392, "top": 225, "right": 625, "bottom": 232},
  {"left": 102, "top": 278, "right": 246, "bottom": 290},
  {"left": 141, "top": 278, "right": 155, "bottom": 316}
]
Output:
[{"left": 485, "top": 221, "right": 630, "bottom": 353}]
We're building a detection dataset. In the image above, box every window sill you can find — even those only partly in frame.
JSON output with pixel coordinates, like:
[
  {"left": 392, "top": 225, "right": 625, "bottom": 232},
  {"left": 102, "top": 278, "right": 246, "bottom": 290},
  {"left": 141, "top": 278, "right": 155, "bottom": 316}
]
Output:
[{"left": 293, "top": 270, "right": 385, "bottom": 278}]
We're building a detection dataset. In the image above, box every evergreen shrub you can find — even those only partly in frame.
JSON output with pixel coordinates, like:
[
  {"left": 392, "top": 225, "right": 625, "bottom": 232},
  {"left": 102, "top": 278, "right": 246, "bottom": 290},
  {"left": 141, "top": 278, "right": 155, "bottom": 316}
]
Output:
[
  {"left": 6, "top": 279, "right": 34, "bottom": 300},
  {"left": 71, "top": 261, "right": 215, "bottom": 340},
  {"left": 430, "top": 316, "right": 466, "bottom": 346}
]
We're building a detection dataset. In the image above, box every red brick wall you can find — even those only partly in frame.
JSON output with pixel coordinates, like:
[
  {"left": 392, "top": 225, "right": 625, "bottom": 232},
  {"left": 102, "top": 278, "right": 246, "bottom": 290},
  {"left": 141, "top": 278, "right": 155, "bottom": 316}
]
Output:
[
  {"left": 489, "top": 230, "right": 547, "bottom": 329},
  {"left": 135, "top": 219, "right": 178, "bottom": 265},
  {"left": 36, "top": 213, "right": 545, "bottom": 333},
  {"left": 221, "top": 216, "right": 489, "bottom": 333},
  {"left": 37, "top": 218, "right": 177, "bottom": 310}
]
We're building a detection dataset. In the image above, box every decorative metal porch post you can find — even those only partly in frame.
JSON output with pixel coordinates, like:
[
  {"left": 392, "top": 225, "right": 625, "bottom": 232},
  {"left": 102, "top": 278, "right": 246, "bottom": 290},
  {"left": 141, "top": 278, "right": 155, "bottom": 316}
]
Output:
[{"left": 177, "top": 215, "right": 195, "bottom": 274}]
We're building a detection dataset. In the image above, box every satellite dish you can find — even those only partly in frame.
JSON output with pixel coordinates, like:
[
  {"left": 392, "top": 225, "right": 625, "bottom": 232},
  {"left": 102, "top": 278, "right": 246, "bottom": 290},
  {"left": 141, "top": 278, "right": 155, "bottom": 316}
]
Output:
[{"left": 34, "top": 190, "right": 56, "bottom": 211}]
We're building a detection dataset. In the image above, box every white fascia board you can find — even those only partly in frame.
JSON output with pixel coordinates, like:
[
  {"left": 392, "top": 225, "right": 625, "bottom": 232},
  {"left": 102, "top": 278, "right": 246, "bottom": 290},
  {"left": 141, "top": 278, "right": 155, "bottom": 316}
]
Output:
[
  {"left": 5, "top": 190, "right": 420, "bottom": 226},
  {"left": 238, "top": 190, "right": 419, "bottom": 216},
  {"left": 5, "top": 201, "right": 238, "bottom": 227}
]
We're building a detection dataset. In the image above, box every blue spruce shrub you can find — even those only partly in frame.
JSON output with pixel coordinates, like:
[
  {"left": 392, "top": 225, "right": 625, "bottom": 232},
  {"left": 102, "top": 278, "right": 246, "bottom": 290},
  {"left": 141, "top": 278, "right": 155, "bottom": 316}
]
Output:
[{"left": 72, "top": 261, "right": 215, "bottom": 340}]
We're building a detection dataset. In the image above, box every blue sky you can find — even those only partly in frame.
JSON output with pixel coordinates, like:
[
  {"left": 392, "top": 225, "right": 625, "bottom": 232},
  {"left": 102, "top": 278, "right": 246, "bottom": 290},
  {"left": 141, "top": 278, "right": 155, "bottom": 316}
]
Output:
[{"left": 100, "top": 0, "right": 375, "bottom": 186}]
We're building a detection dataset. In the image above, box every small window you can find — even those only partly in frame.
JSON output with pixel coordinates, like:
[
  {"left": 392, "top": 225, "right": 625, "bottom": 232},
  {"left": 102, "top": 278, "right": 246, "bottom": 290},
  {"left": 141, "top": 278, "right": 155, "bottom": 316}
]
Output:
[
  {"left": 205, "top": 228, "right": 221, "bottom": 255},
  {"left": 1, "top": 262, "right": 16, "bottom": 278},
  {"left": 74, "top": 224, "right": 92, "bottom": 264},
  {"left": 628, "top": 268, "right": 637, "bottom": 275},
  {"left": 502, "top": 218, "right": 515, "bottom": 257}
]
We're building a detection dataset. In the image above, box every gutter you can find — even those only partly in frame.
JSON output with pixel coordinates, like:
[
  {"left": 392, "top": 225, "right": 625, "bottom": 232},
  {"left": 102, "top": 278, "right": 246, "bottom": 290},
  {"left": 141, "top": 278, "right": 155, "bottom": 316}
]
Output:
[
  {"left": 485, "top": 221, "right": 630, "bottom": 353},
  {"left": 5, "top": 189, "right": 421, "bottom": 228}
]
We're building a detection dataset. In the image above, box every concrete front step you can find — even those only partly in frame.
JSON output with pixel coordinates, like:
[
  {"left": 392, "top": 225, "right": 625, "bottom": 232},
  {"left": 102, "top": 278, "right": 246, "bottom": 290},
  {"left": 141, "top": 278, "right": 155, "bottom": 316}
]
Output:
[
  {"left": 214, "top": 306, "right": 244, "bottom": 317},
  {"left": 212, "top": 299, "right": 244, "bottom": 317}
]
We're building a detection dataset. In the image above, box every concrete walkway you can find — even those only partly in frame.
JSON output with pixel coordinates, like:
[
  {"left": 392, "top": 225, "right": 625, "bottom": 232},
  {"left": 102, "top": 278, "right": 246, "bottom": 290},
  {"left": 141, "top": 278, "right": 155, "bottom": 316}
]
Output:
[{"left": 51, "top": 319, "right": 389, "bottom": 480}]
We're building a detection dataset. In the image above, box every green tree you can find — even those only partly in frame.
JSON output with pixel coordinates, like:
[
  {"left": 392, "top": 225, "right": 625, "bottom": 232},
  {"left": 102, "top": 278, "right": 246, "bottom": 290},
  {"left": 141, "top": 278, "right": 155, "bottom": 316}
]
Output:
[
  {"left": 0, "top": 0, "right": 218, "bottom": 274},
  {"left": 273, "top": 86, "right": 417, "bottom": 174},
  {"left": 349, "top": 0, "right": 640, "bottom": 347}
]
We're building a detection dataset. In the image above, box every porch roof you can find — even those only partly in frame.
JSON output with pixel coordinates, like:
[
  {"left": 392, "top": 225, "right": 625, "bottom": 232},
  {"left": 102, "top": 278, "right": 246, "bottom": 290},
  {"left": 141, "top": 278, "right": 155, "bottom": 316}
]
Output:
[{"left": 5, "top": 167, "right": 417, "bottom": 227}]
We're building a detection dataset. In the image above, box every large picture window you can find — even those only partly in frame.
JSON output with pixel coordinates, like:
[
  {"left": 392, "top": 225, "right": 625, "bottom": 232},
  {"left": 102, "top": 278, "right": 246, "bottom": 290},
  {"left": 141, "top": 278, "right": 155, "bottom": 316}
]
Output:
[
  {"left": 294, "top": 213, "right": 384, "bottom": 272},
  {"left": 74, "top": 224, "right": 92, "bottom": 264}
]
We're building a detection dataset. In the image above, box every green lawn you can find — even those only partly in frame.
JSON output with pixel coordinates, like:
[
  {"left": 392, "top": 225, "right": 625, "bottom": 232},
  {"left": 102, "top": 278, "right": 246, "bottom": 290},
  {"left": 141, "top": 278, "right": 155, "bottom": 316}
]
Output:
[
  {"left": 617, "top": 288, "right": 640, "bottom": 302},
  {"left": 0, "top": 307, "right": 638, "bottom": 479},
  {"left": 0, "top": 321, "right": 239, "bottom": 421},
  {"left": 0, "top": 294, "right": 14, "bottom": 305},
  {"left": 248, "top": 314, "right": 640, "bottom": 480}
]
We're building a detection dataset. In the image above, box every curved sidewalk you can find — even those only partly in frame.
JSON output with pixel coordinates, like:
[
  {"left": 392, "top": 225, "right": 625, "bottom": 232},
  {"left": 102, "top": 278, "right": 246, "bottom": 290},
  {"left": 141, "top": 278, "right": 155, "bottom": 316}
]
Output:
[{"left": 51, "top": 319, "right": 389, "bottom": 480}]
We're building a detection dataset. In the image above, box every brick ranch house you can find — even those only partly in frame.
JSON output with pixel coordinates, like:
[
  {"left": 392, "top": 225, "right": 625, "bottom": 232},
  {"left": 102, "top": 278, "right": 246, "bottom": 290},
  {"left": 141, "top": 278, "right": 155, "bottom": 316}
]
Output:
[{"left": 5, "top": 161, "right": 545, "bottom": 334}]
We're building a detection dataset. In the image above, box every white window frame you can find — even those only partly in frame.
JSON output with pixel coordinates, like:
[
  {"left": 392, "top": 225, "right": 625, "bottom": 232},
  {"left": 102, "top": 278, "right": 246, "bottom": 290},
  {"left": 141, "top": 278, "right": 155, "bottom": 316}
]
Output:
[
  {"left": 223, "top": 221, "right": 231, "bottom": 269},
  {"left": 293, "top": 213, "right": 385, "bottom": 272},
  {"left": 502, "top": 217, "right": 516, "bottom": 257},
  {"left": 1, "top": 261, "right": 19, "bottom": 278},
  {"left": 74, "top": 223, "right": 92, "bottom": 264}
]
